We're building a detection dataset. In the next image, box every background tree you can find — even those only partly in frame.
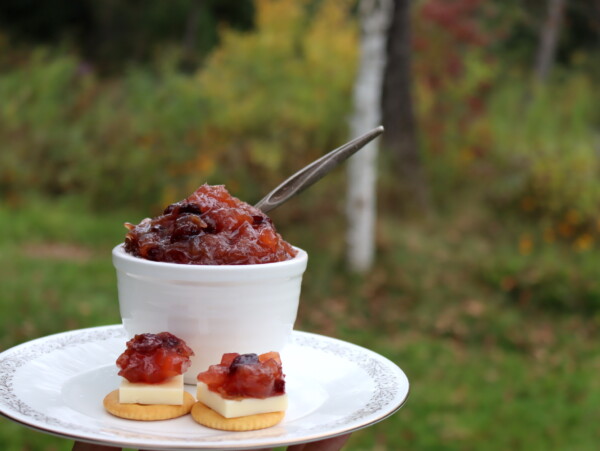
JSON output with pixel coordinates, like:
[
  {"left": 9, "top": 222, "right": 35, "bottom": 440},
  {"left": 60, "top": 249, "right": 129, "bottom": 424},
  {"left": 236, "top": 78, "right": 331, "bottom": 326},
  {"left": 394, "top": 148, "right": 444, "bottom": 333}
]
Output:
[
  {"left": 346, "top": 0, "right": 393, "bottom": 273},
  {"left": 534, "top": 0, "right": 567, "bottom": 83},
  {"left": 0, "top": 0, "right": 254, "bottom": 73},
  {"left": 381, "top": 0, "right": 429, "bottom": 213}
]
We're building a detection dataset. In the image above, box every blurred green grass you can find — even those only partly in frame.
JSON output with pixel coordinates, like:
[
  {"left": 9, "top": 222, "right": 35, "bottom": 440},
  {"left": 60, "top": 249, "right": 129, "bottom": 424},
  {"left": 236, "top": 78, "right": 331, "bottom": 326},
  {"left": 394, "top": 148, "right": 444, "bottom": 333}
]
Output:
[{"left": 1, "top": 197, "right": 599, "bottom": 451}]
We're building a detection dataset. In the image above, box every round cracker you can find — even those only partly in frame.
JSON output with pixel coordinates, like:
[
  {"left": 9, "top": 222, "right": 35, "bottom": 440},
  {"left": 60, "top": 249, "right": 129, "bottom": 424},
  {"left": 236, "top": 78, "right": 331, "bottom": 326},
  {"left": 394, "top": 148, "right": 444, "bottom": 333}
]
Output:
[
  {"left": 190, "top": 402, "right": 285, "bottom": 431},
  {"left": 103, "top": 390, "right": 195, "bottom": 421}
]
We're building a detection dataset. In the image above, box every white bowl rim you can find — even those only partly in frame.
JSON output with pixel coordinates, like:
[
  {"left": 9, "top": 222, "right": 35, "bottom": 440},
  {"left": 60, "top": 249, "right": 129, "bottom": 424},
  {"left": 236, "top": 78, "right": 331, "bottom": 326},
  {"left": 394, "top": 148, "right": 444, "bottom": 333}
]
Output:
[{"left": 112, "top": 243, "right": 308, "bottom": 281}]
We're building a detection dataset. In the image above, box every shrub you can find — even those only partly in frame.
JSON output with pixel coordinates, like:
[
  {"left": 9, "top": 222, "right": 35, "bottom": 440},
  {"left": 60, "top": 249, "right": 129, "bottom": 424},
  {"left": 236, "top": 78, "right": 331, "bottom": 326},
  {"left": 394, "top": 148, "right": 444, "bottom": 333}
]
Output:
[
  {"left": 0, "top": 0, "right": 358, "bottom": 210},
  {"left": 487, "top": 73, "right": 600, "bottom": 245},
  {"left": 188, "top": 0, "right": 357, "bottom": 201},
  {"left": 0, "top": 49, "right": 209, "bottom": 210}
]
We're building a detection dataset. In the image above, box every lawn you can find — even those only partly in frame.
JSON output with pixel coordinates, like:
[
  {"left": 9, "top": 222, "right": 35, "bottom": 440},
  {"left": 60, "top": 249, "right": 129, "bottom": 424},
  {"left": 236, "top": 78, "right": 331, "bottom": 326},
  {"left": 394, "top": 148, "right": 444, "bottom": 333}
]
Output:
[{"left": 1, "top": 196, "right": 599, "bottom": 451}]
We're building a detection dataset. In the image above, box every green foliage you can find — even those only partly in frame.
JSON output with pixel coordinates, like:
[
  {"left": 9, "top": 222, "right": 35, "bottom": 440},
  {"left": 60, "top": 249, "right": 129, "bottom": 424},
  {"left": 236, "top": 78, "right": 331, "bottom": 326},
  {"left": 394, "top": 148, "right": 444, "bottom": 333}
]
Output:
[
  {"left": 192, "top": 0, "right": 357, "bottom": 200},
  {"left": 479, "top": 233, "right": 600, "bottom": 313},
  {"left": 0, "top": 0, "right": 357, "bottom": 210},
  {"left": 488, "top": 74, "right": 599, "bottom": 218},
  {"left": 0, "top": 49, "right": 208, "bottom": 211},
  {"left": 412, "top": 0, "right": 600, "bottom": 238},
  {"left": 412, "top": 1, "right": 599, "bottom": 253}
]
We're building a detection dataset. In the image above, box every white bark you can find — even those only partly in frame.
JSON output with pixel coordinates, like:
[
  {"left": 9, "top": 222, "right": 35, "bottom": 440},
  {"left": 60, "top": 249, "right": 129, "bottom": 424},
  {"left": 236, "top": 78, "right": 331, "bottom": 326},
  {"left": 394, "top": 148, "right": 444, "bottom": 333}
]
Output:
[
  {"left": 534, "top": 0, "right": 567, "bottom": 82},
  {"left": 346, "top": 0, "right": 393, "bottom": 273}
]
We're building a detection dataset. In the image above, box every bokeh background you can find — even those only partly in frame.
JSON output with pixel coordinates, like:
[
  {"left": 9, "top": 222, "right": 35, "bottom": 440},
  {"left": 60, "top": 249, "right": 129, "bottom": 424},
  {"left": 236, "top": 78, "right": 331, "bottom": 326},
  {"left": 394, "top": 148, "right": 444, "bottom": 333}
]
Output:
[{"left": 1, "top": 0, "right": 599, "bottom": 449}]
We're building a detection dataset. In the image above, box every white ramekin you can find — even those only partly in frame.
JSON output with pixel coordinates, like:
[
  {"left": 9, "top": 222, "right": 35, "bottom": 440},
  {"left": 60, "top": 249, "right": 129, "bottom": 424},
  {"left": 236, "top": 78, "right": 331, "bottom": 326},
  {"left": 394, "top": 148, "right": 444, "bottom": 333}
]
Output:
[{"left": 112, "top": 244, "right": 308, "bottom": 384}]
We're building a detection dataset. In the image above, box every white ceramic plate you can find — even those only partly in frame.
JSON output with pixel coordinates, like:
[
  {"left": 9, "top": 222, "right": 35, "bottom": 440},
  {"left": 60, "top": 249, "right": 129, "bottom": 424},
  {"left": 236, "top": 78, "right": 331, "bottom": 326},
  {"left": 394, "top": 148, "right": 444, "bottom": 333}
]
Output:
[{"left": 0, "top": 325, "right": 409, "bottom": 450}]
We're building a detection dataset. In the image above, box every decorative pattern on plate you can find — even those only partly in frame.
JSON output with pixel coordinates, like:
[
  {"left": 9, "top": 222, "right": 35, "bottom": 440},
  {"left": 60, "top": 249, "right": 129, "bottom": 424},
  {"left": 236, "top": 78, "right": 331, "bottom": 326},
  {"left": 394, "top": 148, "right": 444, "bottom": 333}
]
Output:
[
  {"left": 291, "top": 333, "right": 402, "bottom": 430},
  {"left": 0, "top": 326, "right": 126, "bottom": 437}
]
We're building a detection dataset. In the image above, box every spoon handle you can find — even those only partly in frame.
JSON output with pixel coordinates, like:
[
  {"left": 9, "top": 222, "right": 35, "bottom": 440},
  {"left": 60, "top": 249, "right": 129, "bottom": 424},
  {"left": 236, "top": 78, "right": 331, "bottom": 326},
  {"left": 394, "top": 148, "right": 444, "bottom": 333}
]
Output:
[{"left": 255, "top": 126, "right": 384, "bottom": 213}]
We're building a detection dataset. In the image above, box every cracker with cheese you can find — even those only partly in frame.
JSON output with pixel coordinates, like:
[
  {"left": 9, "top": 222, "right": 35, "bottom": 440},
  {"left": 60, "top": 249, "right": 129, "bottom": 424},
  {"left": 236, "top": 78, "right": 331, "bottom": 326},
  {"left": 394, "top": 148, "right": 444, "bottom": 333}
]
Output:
[
  {"left": 192, "top": 352, "right": 287, "bottom": 431},
  {"left": 103, "top": 332, "right": 195, "bottom": 421}
]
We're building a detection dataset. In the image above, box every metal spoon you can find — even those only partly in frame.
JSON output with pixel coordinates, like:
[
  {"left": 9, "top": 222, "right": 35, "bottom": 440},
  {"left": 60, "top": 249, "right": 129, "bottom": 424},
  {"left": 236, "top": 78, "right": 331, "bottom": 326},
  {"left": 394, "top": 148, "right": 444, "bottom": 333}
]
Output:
[{"left": 255, "top": 126, "right": 384, "bottom": 213}]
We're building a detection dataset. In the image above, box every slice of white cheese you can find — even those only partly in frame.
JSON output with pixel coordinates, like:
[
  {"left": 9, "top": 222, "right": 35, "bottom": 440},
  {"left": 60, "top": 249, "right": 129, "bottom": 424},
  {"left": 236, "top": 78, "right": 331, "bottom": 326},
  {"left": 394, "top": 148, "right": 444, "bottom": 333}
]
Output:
[
  {"left": 119, "top": 374, "right": 184, "bottom": 405},
  {"left": 197, "top": 381, "right": 288, "bottom": 418}
]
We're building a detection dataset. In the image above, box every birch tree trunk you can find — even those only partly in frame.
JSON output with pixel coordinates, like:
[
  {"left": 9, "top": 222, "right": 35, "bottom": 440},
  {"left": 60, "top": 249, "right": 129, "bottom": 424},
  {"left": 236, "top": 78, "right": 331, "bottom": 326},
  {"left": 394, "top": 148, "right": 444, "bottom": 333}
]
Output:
[
  {"left": 534, "top": 0, "right": 567, "bottom": 83},
  {"left": 346, "top": 0, "right": 393, "bottom": 273},
  {"left": 181, "top": 0, "right": 204, "bottom": 70}
]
